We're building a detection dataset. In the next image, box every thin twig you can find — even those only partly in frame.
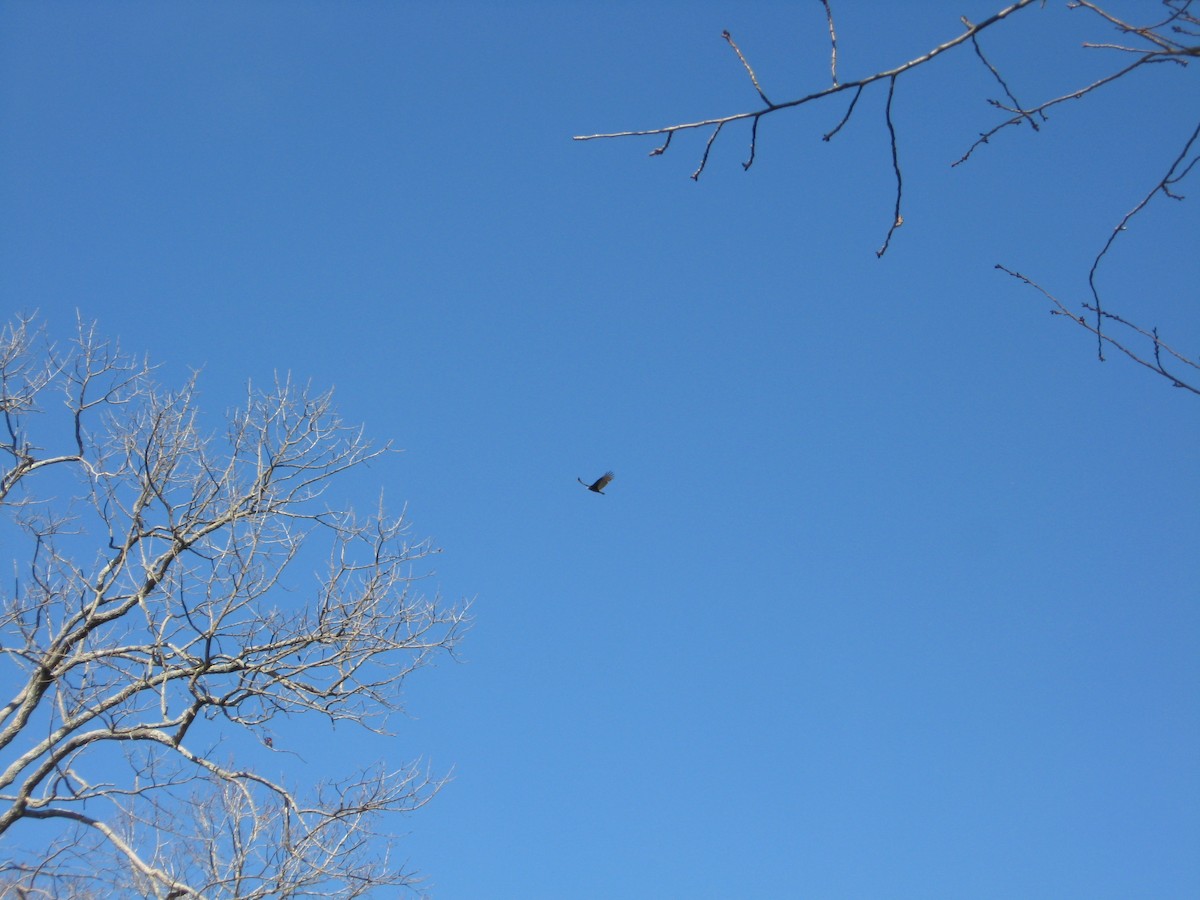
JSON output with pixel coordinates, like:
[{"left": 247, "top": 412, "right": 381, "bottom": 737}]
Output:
[
  {"left": 819, "top": 0, "right": 839, "bottom": 86},
  {"left": 969, "top": 33, "right": 1043, "bottom": 131},
  {"left": 1071, "top": 0, "right": 1196, "bottom": 52},
  {"left": 823, "top": 84, "right": 863, "bottom": 141},
  {"left": 692, "top": 123, "right": 725, "bottom": 180},
  {"left": 1087, "top": 307, "right": 1200, "bottom": 373},
  {"left": 996, "top": 264, "right": 1199, "bottom": 393},
  {"left": 1083, "top": 41, "right": 1156, "bottom": 52},
  {"left": 575, "top": 0, "right": 1039, "bottom": 145},
  {"left": 876, "top": 77, "right": 904, "bottom": 257},
  {"left": 1085, "top": 118, "right": 1200, "bottom": 358},
  {"left": 953, "top": 55, "right": 1171, "bottom": 166},
  {"left": 743, "top": 114, "right": 762, "bottom": 170},
  {"left": 722, "top": 30, "right": 773, "bottom": 107}
]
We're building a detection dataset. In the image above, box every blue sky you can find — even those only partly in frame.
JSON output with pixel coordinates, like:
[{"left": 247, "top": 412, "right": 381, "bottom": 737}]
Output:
[{"left": 2, "top": 2, "right": 1198, "bottom": 897}]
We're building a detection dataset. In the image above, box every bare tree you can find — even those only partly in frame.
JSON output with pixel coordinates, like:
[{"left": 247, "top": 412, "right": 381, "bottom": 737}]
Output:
[
  {"left": 576, "top": 0, "right": 1200, "bottom": 394},
  {"left": 0, "top": 314, "right": 468, "bottom": 898}
]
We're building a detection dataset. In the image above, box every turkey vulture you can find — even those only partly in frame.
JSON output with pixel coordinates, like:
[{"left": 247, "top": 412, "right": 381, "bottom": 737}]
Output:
[{"left": 578, "top": 471, "right": 614, "bottom": 494}]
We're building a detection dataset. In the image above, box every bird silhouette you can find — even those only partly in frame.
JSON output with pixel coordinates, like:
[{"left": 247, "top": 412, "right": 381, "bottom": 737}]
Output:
[{"left": 577, "top": 471, "right": 614, "bottom": 494}]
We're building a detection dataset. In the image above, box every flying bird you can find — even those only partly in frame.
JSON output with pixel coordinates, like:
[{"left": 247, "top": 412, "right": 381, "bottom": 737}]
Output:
[{"left": 578, "top": 471, "right": 614, "bottom": 494}]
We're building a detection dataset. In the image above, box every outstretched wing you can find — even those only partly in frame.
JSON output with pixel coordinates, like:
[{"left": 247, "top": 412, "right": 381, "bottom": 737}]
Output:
[{"left": 590, "top": 471, "right": 614, "bottom": 492}]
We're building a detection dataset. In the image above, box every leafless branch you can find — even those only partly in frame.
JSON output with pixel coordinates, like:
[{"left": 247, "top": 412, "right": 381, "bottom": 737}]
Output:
[
  {"left": 1085, "top": 118, "right": 1200, "bottom": 357},
  {"left": 952, "top": 54, "right": 1175, "bottom": 166},
  {"left": 0, "top": 316, "right": 468, "bottom": 897},
  {"left": 996, "top": 265, "right": 1200, "bottom": 393},
  {"left": 968, "top": 31, "right": 1044, "bottom": 133},
  {"left": 721, "top": 30, "right": 772, "bottom": 107},
  {"left": 579, "top": 1, "right": 1195, "bottom": 240},
  {"left": 692, "top": 122, "right": 725, "bottom": 180},
  {"left": 575, "top": 0, "right": 1042, "bottom": 254},
  {"left": 819, "top": 0, "right": 839, "bottom": 86},
  {"left": 743, "top": 114, "right": 763, "bottom": 171},
  {"left": 575, "top": 0, "right": 1040, "bottom": 145},
  {"left": 1072, "top": 0, "right": 1198, "bottom": 52},
  {"left": 821, "top": 84, "right": 862, "bottom": 142},
  {"left": 876, "top": 77, "right": 904, "bottom": 258},
  {"left": 578, "top": 1, "right": 1198, "bottom": 394}
]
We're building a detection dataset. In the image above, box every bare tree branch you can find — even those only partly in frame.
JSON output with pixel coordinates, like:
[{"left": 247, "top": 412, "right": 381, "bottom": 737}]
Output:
[
  {"left": 819, "top": 0, "right": 839, "bottom": 87},
  {"left": 574, "top": 0, "right": 1040, "bottom": 144},
  {"left": 1084, "top": 117, "right": 1200, "bottom": 358},
  {"left": 996, "top": 265, "right": 1200, "bottom": 394},
  {"left": 951, "top": 54, "right": 1177, "bottom": 167},
  {"left": 967, "top": 29, "right": 1045, "bottom": 134},
  {"left": 577, "top": 0, "right": 1199, "bottom": 392},
  {"left": 876, "top": 76, "right": 904, "bottom": 258},
  {"left": 721, "top": 30, "right": 772, "bottom": 107},
  {"left": 575, "top": 0, "right": 1041, "bottom": 253},
  {"left": 0, "top": 316, "right": 468, "bottom": 897}
]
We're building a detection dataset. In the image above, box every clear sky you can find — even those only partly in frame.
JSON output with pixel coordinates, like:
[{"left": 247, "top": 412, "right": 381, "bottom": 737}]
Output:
[{"left": 2, "top": 2, "right": 1198, "bottom": 897}]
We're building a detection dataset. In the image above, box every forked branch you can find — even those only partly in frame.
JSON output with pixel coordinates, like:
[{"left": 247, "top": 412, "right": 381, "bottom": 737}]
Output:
[
  {"left": 577, "top": 0, "right": 1197, "bottom": 263},
  {"left": 577, "top": 1, "right": 1198, "bottom": 393},
  {"left": 996, "top": 265, "right": 1199, "bottom": 394},
  {"left": 575, "top": 0, "right": 1041, "bottom": 253},
  {"left": 0, "top": 316, "right": 469, "bottom": 897}
]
